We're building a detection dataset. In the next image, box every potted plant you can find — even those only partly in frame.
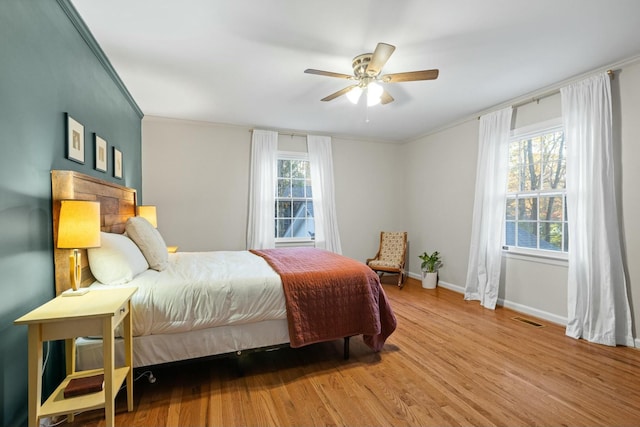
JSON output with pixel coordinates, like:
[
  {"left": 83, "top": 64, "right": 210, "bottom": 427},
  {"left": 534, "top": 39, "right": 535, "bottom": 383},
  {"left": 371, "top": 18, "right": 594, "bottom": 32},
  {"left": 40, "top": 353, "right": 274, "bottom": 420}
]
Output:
[{"left": 418, "top": 251, "right": 442, "bottom": 289}]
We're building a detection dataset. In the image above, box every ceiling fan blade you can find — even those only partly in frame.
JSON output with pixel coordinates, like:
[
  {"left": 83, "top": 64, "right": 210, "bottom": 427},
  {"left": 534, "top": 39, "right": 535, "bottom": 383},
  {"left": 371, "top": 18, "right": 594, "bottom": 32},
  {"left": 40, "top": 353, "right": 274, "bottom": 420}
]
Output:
[
  {"left": 366, "top": 43, "right": 396, "bottom": 76},
  {"left": 304, "top": 69, "right": 354, "bottom": 79},
  {"left": 321, "top": 85, "right": 358, "bottom": 102},
  {"left": 380, "top": 90, "right": 394, "bottom": 105},
  {"left": 381, "top": 69, "right": 439, "bottom": 83}
]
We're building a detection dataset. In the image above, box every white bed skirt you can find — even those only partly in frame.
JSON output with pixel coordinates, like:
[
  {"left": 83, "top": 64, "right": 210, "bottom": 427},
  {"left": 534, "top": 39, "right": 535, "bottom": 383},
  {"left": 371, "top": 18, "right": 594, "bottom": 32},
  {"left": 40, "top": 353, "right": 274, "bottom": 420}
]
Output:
[{"left": 76, "top": 319, "right": 290, "bottom": 370}]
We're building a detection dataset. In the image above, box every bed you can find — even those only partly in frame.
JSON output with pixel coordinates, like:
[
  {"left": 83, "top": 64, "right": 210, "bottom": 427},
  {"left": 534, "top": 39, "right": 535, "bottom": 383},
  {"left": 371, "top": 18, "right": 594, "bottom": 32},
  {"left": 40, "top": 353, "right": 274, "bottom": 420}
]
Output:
[{"left": 51, "top": 170, "right": 397, "bottom": 370}]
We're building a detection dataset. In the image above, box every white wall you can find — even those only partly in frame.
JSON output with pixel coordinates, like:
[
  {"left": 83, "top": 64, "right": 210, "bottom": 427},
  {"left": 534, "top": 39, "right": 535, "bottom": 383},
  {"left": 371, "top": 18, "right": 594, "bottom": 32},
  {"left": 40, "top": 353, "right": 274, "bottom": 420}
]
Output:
[
  {"left": 141, "top": 117, "right": 404, "bottom": 262},
  {"left": 142, "top": 118, "right": 251, "bottom": 251},
  {"left": 332, "top": 136, "right": 405, "bottom": 262},
  {"left": 402, "top": 119, "right": 479, "bottom": 288}
]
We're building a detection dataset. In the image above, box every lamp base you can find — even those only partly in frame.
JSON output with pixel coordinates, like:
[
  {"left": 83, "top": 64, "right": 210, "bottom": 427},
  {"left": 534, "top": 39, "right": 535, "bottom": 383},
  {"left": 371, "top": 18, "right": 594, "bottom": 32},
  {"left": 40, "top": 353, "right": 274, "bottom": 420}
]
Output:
[{"left": 62, "top": 288, "right": 90, "bottom": 297}]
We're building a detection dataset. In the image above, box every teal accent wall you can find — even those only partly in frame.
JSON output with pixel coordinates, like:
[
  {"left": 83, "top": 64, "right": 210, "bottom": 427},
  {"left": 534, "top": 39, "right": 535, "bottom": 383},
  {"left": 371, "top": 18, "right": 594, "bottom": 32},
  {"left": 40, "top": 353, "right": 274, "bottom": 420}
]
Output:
[{"left": 0, "top": 1, "right": 143, "bottom": 425}]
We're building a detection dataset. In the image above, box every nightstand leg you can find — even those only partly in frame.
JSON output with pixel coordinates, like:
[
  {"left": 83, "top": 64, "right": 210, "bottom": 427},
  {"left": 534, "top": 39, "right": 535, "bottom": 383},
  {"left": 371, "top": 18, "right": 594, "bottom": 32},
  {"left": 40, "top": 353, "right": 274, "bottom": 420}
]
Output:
[
  {"left": 103, "top": 317, "right": 115, "bottom": 427},
  {"left": 64, "top": 338, "right": 76, "bottom": 375},
  {"left": 65, "top": 338, "right": 76, "bottom": 422},
  {"left": 123, "top": 301, "right": 134, "bottom": 411},
  {"left": 27, "top": 325, "right": 43, "bottom": 427}
]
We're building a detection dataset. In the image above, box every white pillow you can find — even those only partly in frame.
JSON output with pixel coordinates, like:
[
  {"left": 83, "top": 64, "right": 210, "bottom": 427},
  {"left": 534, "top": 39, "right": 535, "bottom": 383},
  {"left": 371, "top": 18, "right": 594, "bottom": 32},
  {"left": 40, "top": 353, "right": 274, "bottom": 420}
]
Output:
[
  {"left": 125, "top": 216, "right": 169, "bottom": 271},
  {"left": 88, "top": 232, "right": 149, "bottom": 285}
]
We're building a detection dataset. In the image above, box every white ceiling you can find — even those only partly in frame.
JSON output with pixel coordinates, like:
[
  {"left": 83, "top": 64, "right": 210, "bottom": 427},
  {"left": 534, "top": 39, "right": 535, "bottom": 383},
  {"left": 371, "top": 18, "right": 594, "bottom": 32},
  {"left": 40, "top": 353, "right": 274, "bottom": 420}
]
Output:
[{"left": 71, "top": 0, "right": 640, "bottom": 142}]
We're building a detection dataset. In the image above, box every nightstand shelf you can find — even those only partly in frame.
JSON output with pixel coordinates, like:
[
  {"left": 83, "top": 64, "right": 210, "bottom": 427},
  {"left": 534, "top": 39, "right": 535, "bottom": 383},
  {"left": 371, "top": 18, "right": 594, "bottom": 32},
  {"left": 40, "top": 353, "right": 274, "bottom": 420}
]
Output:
[
  {"left": 15, "top": 287, "right": 137, "bottom": 427},
  {"left": 39, "top": 367, "right": 129, "bottom": 418}
]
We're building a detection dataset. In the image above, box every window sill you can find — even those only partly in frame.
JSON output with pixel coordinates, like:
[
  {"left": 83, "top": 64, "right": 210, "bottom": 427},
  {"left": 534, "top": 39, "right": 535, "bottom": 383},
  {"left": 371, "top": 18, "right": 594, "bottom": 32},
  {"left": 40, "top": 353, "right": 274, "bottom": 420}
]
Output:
[
  {"left": 502, "top": 247, "right": 568, "bottom": 267},
  {"left": 275, "top": 239, "right": 315, "bottom": 248}
]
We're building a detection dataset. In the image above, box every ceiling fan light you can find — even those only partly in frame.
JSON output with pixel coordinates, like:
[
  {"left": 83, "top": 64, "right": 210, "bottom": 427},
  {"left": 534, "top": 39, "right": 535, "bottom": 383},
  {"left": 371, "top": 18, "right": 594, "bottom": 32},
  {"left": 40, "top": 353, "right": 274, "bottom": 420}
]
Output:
[
  {"left": 346, "top": 86, "right": 363, "bottom": 104},
  {"left": 367, "top": 82, "right": 383, "bottom": 106}
]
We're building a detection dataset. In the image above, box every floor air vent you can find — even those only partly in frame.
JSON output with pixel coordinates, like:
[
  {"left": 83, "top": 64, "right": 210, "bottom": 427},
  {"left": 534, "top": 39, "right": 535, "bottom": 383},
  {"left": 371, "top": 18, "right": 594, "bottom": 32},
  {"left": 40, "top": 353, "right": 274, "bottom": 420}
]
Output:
[{"left": 512, "top": 316, "right": 545, "bottom": 328}]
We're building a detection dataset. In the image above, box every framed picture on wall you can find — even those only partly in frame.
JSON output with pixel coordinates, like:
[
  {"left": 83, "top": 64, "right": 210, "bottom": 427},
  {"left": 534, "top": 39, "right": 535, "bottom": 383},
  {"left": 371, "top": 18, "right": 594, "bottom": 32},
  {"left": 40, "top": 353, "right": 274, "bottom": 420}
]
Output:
[
  {"left": 113, "top": 147, "right": 123, "bottom": 179},
  {"left": 95, "top": 134, "right": 107, "bottom": 172},
  {"left": 66, "top": 114, "right": 84, "bottom": 164}
]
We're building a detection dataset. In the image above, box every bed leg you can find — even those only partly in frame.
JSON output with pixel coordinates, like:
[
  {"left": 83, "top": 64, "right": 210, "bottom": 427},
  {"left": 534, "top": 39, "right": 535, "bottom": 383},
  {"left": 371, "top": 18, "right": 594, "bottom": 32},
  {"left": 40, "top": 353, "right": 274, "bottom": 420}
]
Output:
[{"left": 343, "top": 336, "right": 350, "bottom": 360}]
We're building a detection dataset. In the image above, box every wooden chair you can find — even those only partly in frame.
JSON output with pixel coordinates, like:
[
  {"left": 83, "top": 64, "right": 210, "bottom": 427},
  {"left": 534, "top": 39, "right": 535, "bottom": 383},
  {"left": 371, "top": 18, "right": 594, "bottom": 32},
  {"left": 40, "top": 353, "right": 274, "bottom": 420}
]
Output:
[{"left": 366, "top": 231, "right": 408, "bottom": 288}]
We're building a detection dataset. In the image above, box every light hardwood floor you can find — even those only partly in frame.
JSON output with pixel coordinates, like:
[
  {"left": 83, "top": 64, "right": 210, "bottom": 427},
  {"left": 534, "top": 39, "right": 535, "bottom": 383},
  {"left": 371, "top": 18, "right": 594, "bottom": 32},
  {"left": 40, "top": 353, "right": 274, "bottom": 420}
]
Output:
[{"left": 65, "top": 277, "right": 640, "bottom": 426}]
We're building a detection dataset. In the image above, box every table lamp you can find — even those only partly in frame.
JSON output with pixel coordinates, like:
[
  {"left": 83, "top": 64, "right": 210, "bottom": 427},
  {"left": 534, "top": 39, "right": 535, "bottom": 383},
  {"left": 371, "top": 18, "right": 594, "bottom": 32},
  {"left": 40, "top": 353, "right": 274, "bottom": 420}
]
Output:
[
  {"left": 57, "top": 200, "right": 101, "bottom": 296},
  {"left": 136, "top": 205, "right": 157, "bottom": 228}
]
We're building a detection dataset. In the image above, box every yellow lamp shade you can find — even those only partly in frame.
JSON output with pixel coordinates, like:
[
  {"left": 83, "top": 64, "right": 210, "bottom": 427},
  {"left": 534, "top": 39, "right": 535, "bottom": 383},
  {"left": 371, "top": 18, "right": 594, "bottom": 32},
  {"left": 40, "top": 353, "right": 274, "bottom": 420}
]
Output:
[
  {"left": 137, "top": 205, "right": 158, "bottom": 228},
  {"left": 57, "top": 200, "right": 101, "bottom": 249}
]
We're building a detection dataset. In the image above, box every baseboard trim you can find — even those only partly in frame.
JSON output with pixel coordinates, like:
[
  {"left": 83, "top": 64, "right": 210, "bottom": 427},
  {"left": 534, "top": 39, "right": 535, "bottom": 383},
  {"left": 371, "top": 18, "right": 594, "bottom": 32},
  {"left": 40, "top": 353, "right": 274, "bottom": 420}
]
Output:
[{"left": 407, "top": 272, "right": 566, "bottom": 326}]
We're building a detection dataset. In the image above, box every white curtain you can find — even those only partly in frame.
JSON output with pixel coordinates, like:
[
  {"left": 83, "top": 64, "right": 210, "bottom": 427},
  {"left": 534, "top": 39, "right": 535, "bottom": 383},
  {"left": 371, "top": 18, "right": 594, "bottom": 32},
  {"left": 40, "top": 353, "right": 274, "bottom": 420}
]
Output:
[
  {"left": 246, "top": 129, "right": 278, "bottom": 249},
  {"left": 307, "top": 135, "right": 342, "bottom": 254},
  {"left": 464, "top": 107, "right": 513, "bottom": 309},
  {"left": 561, "top": 73, "right": 634, "bottom": 346}
]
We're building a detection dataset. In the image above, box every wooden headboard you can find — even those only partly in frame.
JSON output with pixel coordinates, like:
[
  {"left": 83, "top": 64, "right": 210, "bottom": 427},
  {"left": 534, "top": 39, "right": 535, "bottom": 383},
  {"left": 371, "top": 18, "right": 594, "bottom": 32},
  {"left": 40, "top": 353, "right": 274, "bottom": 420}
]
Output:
[{"left": 51, "top": 170, "right": 137, "bottom": 296}]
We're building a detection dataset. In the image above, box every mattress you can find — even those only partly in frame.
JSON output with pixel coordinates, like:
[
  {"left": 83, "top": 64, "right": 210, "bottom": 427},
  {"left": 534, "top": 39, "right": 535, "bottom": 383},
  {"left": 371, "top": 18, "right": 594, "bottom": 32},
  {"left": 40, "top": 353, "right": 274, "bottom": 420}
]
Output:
[{"left": 88, "top": 250, "right": 287, "bottom": 337}]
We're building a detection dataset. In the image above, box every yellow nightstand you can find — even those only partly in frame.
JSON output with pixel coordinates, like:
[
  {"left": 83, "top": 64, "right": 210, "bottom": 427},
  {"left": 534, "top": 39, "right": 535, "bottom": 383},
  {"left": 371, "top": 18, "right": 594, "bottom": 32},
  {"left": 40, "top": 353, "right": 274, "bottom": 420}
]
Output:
[
  {"left": 167, "top": 246, "right": 178, "bottom": 253},
  {"left": 15, "top": 287, "right": 137, "bottom": 427}
]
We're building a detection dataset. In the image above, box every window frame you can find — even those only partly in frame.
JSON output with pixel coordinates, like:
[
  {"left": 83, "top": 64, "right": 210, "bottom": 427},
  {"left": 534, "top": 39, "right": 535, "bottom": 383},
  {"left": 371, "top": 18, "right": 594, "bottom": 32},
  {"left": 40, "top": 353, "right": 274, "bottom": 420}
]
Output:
[
  {"left": 503, "top": 118, "right": 568, "bottom": 261},
  {"left": 274, "top": 151, "right": 315, "bottom": 244}
]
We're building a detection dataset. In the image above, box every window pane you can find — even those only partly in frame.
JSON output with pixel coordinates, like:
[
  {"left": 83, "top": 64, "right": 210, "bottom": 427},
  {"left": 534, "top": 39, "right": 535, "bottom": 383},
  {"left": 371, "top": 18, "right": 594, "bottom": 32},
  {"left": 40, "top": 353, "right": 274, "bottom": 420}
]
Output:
[
  {"left": 542, "top": 159, "right": 566, "bottom": 190},
  {"left": 539, "top": 222, "right": 563, "bottom": 251},
  {"left": 292, "top": 200, "right": 306, "bottom": 218},
  {"left": 521, "top": 163, "right": 542, "bottom": 191},
  {"left": 506, "top": 198, "right": 516, "bottom": 220},
  {"left": 306, "top": 201, "right": 314, "bottom": 217},
  {"left": 307, "top": 219, "right": 315, "bottom": 240},
  {"left": 539, "top": 195, "right": 563, "bottom": 221},
  {"left": 508, "top": 141, "right": 523, "bottom": 166},
  {"left": 291, "top": 217, "right": 315, "bottom": 238},
  {"left": 518, "top": 197, "right": 538, "bottom": 221},
  {"left": 277, "top": 178, "right": 291, "bottom": 197},
  {"left": 517, "top": 222, "right": 537, "bottom": 248},
  {"left": 527, "top": 136, "right": 542, "bottom": 160},
  {"left": 276, "top": 200, "right": 291, "bottom": 218},
  {"left": 291, "top": 160, "right": 308, "bottom": 179},
  {"left": 276, "top": 219, "right": 291, "bottom": 238},
  {"left": 305, "top": 179, "right": 313, "bottom": 198},
  {"left": 278, "top": 159, "right": 290, "bottom": 178},
  {"left": 505, "top": 221, "right": 515, "bottom": 246},
  {"left": 520, "top": 138, "right": 542, "bottom": 191},
  {"left": 292, "top": 179, "right": 305, "bottom": 197},
  {"left": 507, "top": 166, "right": 520, "bottom": 192}
]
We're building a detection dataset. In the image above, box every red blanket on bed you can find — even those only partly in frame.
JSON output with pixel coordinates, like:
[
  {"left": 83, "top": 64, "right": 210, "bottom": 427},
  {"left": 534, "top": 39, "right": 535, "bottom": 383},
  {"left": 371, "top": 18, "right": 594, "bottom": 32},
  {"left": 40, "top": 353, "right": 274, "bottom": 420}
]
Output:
[{"left": 250, "top": 247, "right": 397, "bottom": 351}]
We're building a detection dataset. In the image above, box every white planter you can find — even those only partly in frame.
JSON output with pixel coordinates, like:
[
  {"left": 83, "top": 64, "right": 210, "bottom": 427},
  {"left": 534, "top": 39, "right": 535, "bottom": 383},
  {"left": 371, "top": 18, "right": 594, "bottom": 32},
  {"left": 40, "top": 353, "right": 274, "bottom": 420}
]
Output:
[{"left": 422, "top": 272, "right": 438, "bottom": 289}]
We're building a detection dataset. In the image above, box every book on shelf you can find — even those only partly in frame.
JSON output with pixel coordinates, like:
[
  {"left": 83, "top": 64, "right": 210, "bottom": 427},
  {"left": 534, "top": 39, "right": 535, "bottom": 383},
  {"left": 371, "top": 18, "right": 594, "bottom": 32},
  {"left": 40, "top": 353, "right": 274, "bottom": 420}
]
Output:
[{"left": 63, "top": 374, "right": 104, "bottom": 398}]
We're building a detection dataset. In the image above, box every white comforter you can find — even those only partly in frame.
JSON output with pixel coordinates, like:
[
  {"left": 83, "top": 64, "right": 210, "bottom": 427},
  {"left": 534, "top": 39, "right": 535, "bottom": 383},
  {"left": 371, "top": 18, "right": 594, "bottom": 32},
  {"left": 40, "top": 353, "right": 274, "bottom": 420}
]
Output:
[{"left": 90, "top": 251, "right": 286, "bottom": 337}]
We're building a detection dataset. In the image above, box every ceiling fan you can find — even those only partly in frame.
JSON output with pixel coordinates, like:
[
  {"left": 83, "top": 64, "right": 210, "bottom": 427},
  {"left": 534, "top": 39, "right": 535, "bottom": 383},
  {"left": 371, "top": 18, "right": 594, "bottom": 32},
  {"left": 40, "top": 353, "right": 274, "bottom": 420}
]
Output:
[{"left": 304, "top": 42, "right": 439, "bottom": 106}]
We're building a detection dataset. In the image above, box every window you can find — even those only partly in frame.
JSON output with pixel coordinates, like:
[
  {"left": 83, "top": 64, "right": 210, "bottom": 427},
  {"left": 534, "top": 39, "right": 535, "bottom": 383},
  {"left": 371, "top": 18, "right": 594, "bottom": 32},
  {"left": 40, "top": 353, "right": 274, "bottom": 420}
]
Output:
[
  {"left": 505, "top": 119, "right": 568, "bottom": 256},
  {"left": 275, "top": 153, "right": 314, "bottom": 241}
]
